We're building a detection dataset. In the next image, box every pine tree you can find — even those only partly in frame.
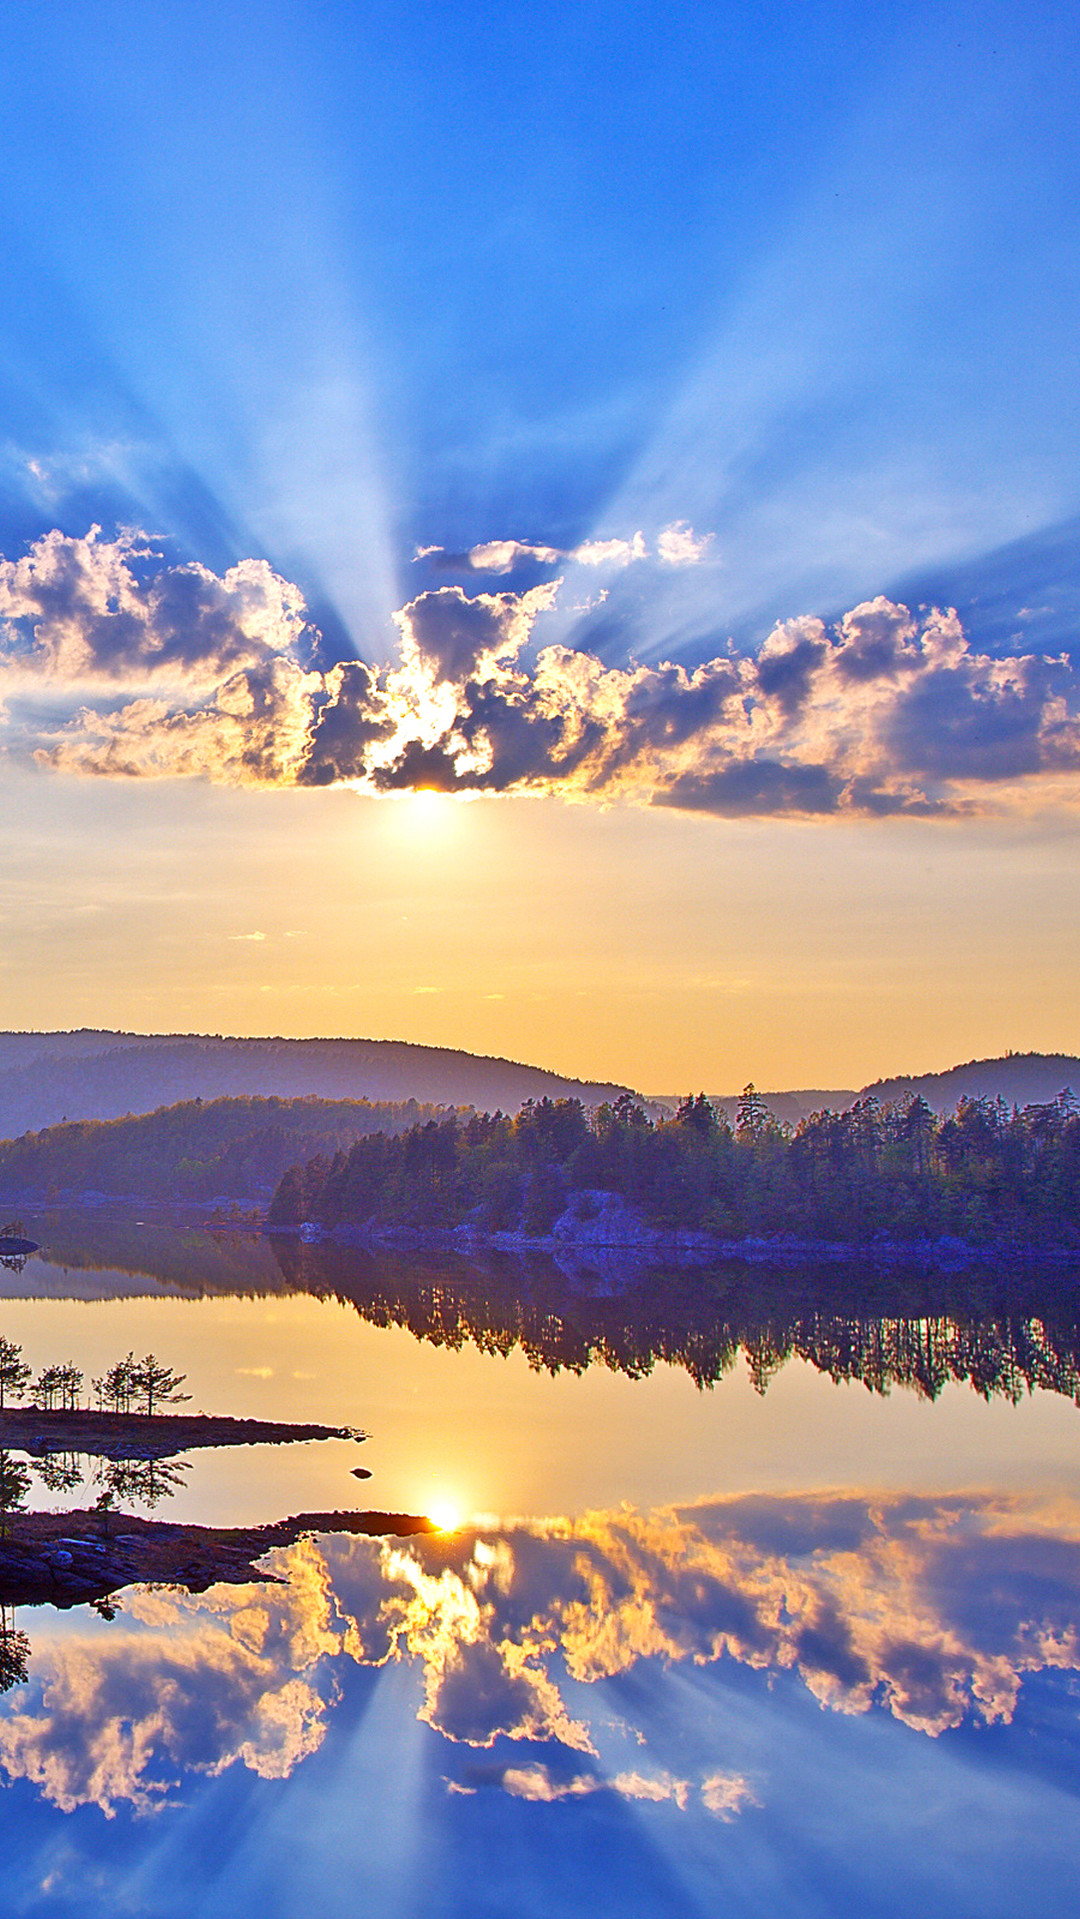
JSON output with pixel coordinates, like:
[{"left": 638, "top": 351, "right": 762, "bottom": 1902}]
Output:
[{"left": 0, "top": 1339, "right": 30, "bottom": 1410}]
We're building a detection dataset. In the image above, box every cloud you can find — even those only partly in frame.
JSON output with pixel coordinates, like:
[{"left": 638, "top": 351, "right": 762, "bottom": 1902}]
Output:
[
  {"left": 391, "top": 580, "right": 560, "bottom": 687},
  {"left": 657, "top": 521, "right": 713, "bottom": 565},
  {"left": 0, "top": 526, "right": 309, "bottom": 686},
  {"left": 0, "top": 1611, "right": 329, "bottom": 1815},
  {"left": 573, "top": 532, "right": 648, "bottom": 568},
  {"left": 3, "top": 1490, "right": 1080, "bottom": 1816},
  {"left": 416, "top": 526, "right": 710, "bottom": 574},
  {"left": 415, "top": 532, "right": 648, "bottom": 575},
  {"left": 6, "top": 528, "right": 1080, "bottom": 817}
]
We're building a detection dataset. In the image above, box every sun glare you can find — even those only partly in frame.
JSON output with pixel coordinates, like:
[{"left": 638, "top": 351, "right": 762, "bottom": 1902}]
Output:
[
  {"left": 427, "top": 1498, "right": 462, "bottom": 1533},
  {"left": 390, "top": 788, "right": 460, "bottom": 838}
]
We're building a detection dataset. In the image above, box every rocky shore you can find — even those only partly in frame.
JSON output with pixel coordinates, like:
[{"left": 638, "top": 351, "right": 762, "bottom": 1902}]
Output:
[{"left": 0, "top": 1505, "right": 437, "bottom": 1609}]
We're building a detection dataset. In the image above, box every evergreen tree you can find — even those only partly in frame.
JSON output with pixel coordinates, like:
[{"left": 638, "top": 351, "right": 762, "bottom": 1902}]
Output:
[
  {"left": 0, "top": 1339, "right": 31, "bottom": 1410},
  {"left": 130, "top": 1353, "right": 189, "bottom": 1416}
]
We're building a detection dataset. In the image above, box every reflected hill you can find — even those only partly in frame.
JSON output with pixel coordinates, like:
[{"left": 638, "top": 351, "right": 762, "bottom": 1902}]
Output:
[
  {"left": 9, "top": 1211, "right": 297, "bottom": 1297},
  {"left": 13, "top": 1214, "right": 1080, "bottom": 1408}
]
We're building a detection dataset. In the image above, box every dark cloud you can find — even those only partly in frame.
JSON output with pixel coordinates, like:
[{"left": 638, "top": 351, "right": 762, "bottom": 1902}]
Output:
[
  {"left": 6, "top": 531, "right": 1080, "bottom": 818},
  {"left": 756, "top": 635, "right": 828, "bottom": 713},
  {"left": 371, "top": 736, "right": 466, "bottom": 793},
  {"left": 795, "top": 1603, "right": 873, "bottom": 1690},
  {"left": 393, "top": 581, "right": 557, "bottom": 685},
  {"left": 833, "top": 597, "right": 920, "bottom": 683},
  {"left": 653, "top": 759, "right": 843, "bottom": 816},
  {"left": 299, "top": 662, "right": 394, "bottom": 787},
  {"left": 886, "top": 657, "right": 1072, "bottom": 781}
]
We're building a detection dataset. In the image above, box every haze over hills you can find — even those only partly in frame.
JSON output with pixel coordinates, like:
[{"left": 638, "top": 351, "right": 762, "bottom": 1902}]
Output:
[
  {"left": 685, "top": 1090, "right": 859, "bottom": 1128},
  {"left": 0, "top": 1032, "right": 630, "bottom": 1138}
]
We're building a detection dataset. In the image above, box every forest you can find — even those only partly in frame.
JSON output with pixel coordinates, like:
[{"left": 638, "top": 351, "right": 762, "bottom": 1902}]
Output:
[
  {"left": 266, "top": 1085, "right": 1080, "bottom": 1248},
  {"left": 0, "top": 1094, "right": 455, "bottom": 1203}
]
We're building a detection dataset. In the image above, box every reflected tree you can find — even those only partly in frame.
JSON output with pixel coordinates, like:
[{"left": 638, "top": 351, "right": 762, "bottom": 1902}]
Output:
[
  {"left": 0, "top": 1605, "right": 29, "bottom": 1693},
  {"left": 31, "top": 1451, "right": 84, "bottom": 1494},
  {"left": 0, "top": 1450, "right": 30, "bottom": 1535},
  {"left": 94, "top": 1455, "right": 190, "bottom": 1510}
]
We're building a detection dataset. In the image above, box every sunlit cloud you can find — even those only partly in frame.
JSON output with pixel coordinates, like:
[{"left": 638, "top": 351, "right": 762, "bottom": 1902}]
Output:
[
  {"left": 415, "top": 531, "right": 649, "bottom": 574},
  {"left": 416, "top": 526, "right": 712, "bottom": 575},
  {"left": 656, "top": 521, "right": 713, "bottom": 566},
  {"left": 3, "top": 527, "right": 1080, "bottom": 818}
]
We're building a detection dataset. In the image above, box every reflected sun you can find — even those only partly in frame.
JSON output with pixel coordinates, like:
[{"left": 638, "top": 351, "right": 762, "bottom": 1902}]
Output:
[{"left": 427, "top": 1497, "right": 462, "bottom": 1532}]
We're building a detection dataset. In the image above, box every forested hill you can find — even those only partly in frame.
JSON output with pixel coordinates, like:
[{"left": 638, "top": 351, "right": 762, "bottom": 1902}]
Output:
[
  {"left": 0, "top": 1095, "right": 458, "bottom": 1204},
  {"left": 0, "top": 1031, "right": 630, "bottom": 1136},
  {"left": 862, "top": 1053, "right": 1080, "bottom": 1115},
  {"left": 268, "top": 1089, "right": 1080, "bottom": 1249}
]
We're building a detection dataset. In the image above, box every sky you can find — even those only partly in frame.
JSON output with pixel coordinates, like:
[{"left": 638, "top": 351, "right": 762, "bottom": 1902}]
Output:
[{"left": 0, "top": 0, "right": 1078, "bottom": 1091}]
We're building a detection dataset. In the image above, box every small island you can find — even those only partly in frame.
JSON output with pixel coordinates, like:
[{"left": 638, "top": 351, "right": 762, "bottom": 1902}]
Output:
[{"left": 0, "top": 1407, "right": 362, "bottom": 1461}]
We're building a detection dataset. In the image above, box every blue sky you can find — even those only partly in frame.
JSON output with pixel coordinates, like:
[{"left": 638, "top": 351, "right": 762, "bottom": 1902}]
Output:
[
  {"left": 0, "top": 1, "right": 1077, "bottom": 1085},
  {"left": 2, "top": 0, "right": 1077, "bottom": 651}
]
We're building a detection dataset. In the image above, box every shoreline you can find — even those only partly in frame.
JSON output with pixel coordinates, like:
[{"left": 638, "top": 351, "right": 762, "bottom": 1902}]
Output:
[
  {"left": 0, "top": 1505, "right": 436, "bottom": 1611},
  {"left": 270, "top": 1219, "right": 1080, "bottom": 1270},
  {"left": 0, "top": 1408, "right": 363, "bottom": 1460}
]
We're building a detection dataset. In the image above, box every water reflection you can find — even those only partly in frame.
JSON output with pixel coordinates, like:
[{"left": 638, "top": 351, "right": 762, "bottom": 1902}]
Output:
[
  {"left": 2, "top": 1484, "right": 1078, "bottom": 1816},
  {"left": 268, "top": 1240, "right": 1080, "bottom": 1407},
  {"left": 0, "top": 1224, "right": 1077, "bottom": 1911},
  {"left": 0, "top": 1443, "right": 192, "bottom": 1527},
  {"left": 19, "top": 1216, "right": 1080, "bottom": 1410}
]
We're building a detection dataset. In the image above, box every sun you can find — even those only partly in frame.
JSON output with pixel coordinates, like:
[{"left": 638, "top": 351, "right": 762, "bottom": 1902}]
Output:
[{"left": 407, "top": 787, "right": 455, "bottom": 825}]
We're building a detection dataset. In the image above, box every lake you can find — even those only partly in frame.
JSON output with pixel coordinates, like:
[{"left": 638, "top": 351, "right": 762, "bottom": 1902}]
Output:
[{"left": 0, "top": 1213, "right": 1077, "bottom": 1916}]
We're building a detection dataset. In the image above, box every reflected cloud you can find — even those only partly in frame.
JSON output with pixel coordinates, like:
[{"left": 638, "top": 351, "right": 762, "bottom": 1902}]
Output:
[{"left": 2, "top": 1487, "right": 1078, "bottom": 1816}]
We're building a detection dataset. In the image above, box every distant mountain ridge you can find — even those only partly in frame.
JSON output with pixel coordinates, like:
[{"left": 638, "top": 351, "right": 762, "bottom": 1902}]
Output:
[
  {"left": 653, "top": 1056, "right": 1080, "bottom": 1126},
  {"left": 0, "top": 1031, "right": 631, "bottom": 1139},
  {"left": 860, "top": 1052, "right": 1080, "bottom": 1115}
]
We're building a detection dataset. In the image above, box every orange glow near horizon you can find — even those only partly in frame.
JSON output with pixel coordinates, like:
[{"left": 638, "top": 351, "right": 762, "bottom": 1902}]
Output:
[{"left": 0, "top": 769, "right": 1077, "bottom": 1093}]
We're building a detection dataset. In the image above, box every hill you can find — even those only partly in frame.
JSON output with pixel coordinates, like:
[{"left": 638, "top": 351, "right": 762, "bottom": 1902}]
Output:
[
  {"left": 0, "top": 1031, "right": 630, "bottom": 1136},
  {"left": 658, "top": 1089, "right": 859, "bottom": 1127},
  {"left": 0, "top": 1094, "right": 461, "bottom": 1205},
  {"left": 861, "top": 1052, "right": 1080, "bottom": 1115},
  {"left": 652, "top": 1057, "right": 1080, "bottom": 1127}
]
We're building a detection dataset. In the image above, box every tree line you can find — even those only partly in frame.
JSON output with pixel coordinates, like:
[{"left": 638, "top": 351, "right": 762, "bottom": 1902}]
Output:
[
  {"left": 266, "top": 1085, "right": 1080, "bottom": 1247},
  {"left": 0, "top": 1340, "right": 188, "bottom": 1415}
]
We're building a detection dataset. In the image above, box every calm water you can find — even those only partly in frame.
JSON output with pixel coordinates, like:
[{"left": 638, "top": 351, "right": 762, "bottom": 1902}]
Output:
[{"left": 0, "top": 1216, "right": 1077, "bottom": 1916}]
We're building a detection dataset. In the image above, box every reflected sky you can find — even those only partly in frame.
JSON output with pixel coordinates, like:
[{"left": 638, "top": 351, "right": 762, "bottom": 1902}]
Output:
[
  {"left": 0, "top": 1231, "right": 1077, "bottom": 1911},
  {"left": 1, "top": 1487, "right": 1079, "bottom": 1916},
  {"left": 0, "top": 1229, "right": 1076, "bottom": 1528}
]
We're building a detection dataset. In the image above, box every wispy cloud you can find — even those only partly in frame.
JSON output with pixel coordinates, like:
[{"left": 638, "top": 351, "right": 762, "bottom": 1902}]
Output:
[{"left": 414, "top": 524, "right": 707, "bottom": 575}]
